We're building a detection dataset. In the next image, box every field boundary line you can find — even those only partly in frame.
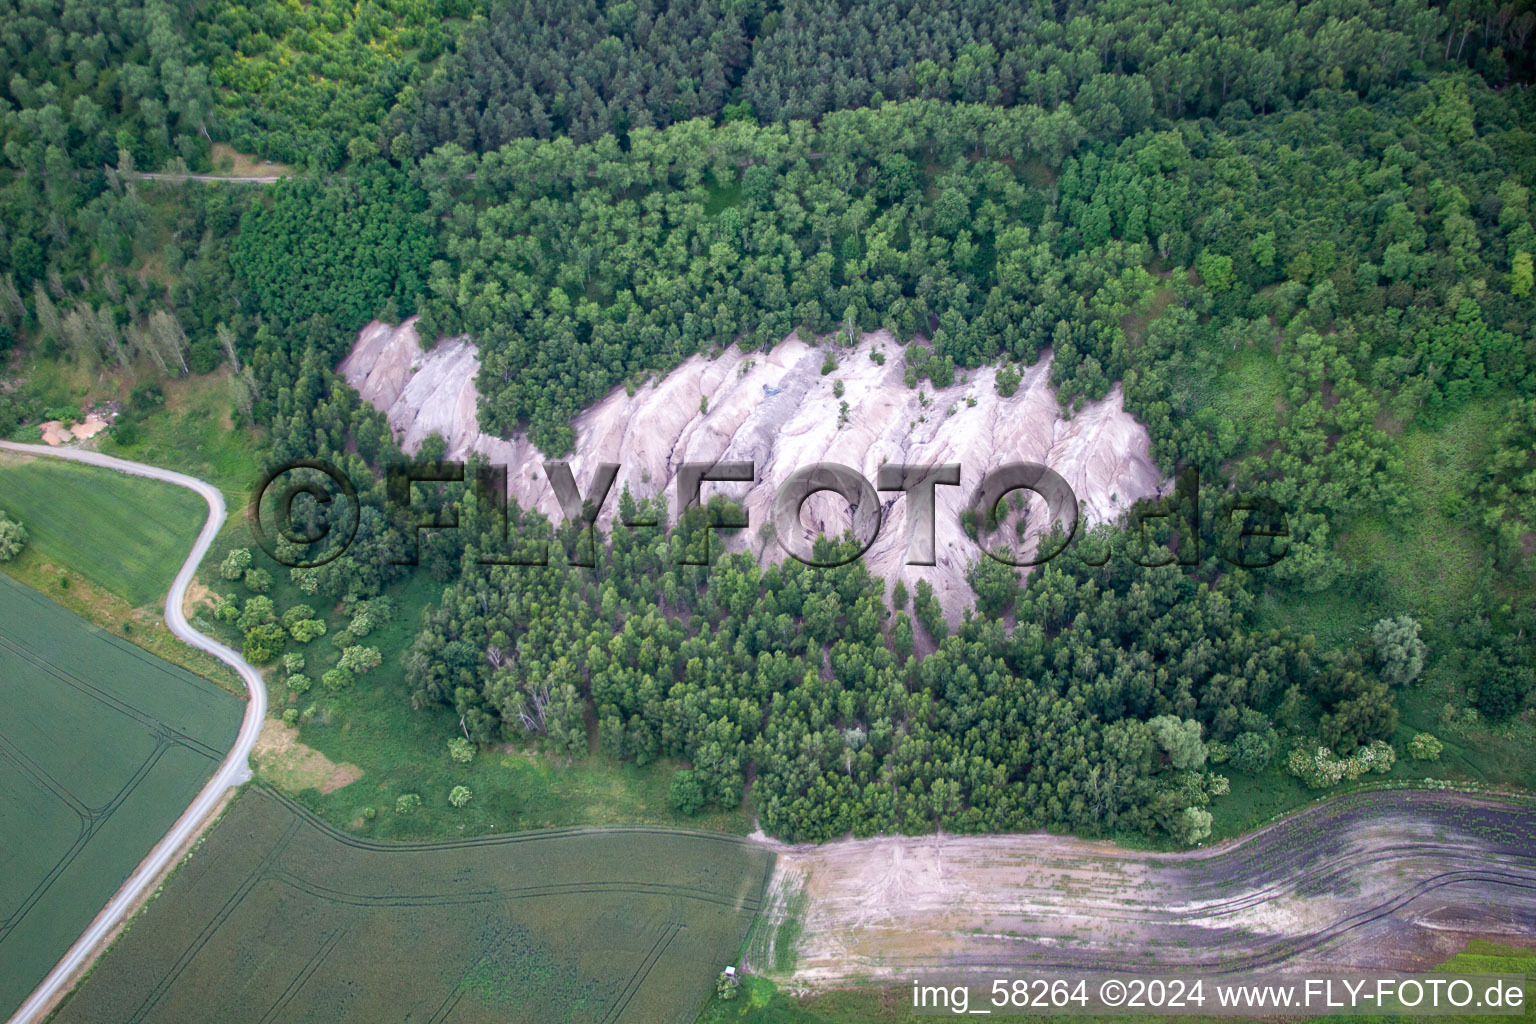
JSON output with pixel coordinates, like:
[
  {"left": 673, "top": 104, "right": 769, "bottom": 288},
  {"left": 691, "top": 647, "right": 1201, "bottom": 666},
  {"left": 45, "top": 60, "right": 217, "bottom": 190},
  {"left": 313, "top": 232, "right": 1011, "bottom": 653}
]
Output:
[
  {"left": 268, "top": 870, "right": 763, "bottom": 912},
  {"left": 1, "top": 442, "right": 268, "bottom": 1024},
  {"left": 260, "top": 781, "right": 769, "bottom": 851}
]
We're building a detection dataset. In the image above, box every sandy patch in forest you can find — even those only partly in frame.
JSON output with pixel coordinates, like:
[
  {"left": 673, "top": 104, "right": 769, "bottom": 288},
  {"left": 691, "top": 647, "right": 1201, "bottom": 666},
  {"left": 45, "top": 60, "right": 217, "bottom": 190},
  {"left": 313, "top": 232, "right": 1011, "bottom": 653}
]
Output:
[
  {"left": 37, "top": 413, "right": 109, "bottom": 445},
  {"left": 183, "top": 578, "right": 214, "bottom": 612},
  {"left": 745, "top": 792, "right": 1536, "bottom": 989},
  {"left": 69, "top": 413, "right": 109, "bottom": 440},
  {"left": 340, "top": 318, "right": 1168, "bottom": 620},
  {"left": 209, "top": 143, "right": 292, "bottom": 178},
  {"left": 252, "top": 719, "right": 362, "bottom": 795},
  {"left": 38, "top": 421, "right": 73, "bottom": 445}
]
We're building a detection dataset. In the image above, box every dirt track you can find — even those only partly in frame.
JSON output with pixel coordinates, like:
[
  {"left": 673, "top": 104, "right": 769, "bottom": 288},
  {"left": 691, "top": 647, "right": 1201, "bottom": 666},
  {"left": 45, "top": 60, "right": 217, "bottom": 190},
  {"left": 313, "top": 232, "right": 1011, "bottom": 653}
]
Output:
[{"left": 751, "top": 791, "right": 1536, "bottom": 988}]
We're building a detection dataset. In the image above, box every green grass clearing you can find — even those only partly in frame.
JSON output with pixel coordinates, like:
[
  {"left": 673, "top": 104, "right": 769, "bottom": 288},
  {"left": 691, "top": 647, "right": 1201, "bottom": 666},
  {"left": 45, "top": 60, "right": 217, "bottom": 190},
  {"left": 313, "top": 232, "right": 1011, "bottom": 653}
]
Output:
[
  {"left": 1331, "top": 400, "right": 1502, "bottom": 631},
  {"left": 1206, "top": 343, "right": 1287, "bottom": 451},
  {"left": 96, "top": 369, "right": 264, "bottom": 501}
]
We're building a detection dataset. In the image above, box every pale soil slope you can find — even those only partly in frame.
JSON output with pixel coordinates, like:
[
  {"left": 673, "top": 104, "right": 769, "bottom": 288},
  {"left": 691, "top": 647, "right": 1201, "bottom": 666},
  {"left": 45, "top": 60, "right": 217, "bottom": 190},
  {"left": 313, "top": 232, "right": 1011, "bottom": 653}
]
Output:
[{"left": 339, "top": 318, "right": 1167, "bottom": 617}]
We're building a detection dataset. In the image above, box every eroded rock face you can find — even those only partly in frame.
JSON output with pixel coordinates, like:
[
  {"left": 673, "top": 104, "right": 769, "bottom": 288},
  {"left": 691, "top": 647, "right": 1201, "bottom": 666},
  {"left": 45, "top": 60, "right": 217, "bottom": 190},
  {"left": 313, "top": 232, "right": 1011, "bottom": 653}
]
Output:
[{"left": 339, "top": 317, "right": 1167, "bottom": 618}]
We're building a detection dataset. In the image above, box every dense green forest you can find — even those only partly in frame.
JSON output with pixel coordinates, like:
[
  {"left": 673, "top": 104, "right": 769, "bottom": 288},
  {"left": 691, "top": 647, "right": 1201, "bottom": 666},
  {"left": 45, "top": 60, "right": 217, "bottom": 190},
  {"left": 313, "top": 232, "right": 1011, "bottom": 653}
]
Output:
[
  {"left": 385, "top": 0, "right": 764, "bottom": 156},
  {"left": 403, "top": 504, "right": 1320, "bottom": 842},
  {"left": 1, "top": 0, "right": 1534, "bottom": 845},
  {"left": 191, "top": 0, "right": 481, "bottom": 167}
]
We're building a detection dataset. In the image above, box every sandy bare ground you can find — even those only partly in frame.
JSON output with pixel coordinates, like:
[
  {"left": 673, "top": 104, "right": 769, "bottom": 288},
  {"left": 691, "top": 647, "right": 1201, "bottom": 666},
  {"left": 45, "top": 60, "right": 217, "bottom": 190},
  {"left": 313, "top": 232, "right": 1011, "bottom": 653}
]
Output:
[
  {"left": 750, "top": 791, "right": 1536, "bottom": 988},
  {"left": 251, "top": 719, "right": 362, "bottom": 795},
  {"left": 36, "top": 413, "right": 109, "bottom": 445},
  {"left": 339, "top": 319, "right": 1167, "bottom": 620}
]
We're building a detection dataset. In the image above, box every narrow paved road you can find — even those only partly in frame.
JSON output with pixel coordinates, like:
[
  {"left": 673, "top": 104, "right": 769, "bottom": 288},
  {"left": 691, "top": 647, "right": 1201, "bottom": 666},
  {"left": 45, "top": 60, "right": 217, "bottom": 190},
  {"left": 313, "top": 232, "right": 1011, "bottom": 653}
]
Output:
[{"left": 0, "top": 442, "right": 268, "bottom": 1024}]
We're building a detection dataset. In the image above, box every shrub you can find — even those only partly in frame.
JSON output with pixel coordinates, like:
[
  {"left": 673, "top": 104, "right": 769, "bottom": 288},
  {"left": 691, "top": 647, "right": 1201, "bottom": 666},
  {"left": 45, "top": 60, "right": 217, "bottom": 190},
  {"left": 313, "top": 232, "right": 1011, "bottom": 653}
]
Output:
[
  {"left": 243, "top": 567, "right": 273, "bottom": 593},
  {"left": 1351, "top": 740, "right": 1396, "bottom": 777},
  {"left": 282, "top": 652, "right": 306, "bottom": 674},
  {"left": 347, "top": 597, "right": 392, "bottom": 637},
  {"left": 449, "top": 785, "right": 472, "bottom": 808},
  {"left": 285, "top": 673, "right": 312, "bottom": 694},
  {"left": 339, "top": 645, "right": 382, "bottom": 674},
  {"left": 281, "top": 605, "right": 317, "bottom": 631},
  {"left": 1408, "top": 732, "right": 1444, "bottom": 761},
  {"left": 1149, "top": 715, "right": 1207, "bottom": 771},
  {"left": 288, "top": 618, "right": 327, "bottom": 643},
  {"left": 0, "top": 512, "right": 27, "bottom": 562},
  {"left": 448, "top": 737, "right": 475, "bottom": 764},
  {"left": 1196, "top": 250, "right": 1235, "bottom": 292},
  {"left": 1172, "top": 806, "right": 1213, "bottom": 845},
  {"left": 219, "top": 548, "right": 252, "bottom": 580},
  {"left": 290, "top": 567, "right": 320, "bottom": 594},
  {"left": 1288, "top": 746, "right": 1345, "bottom": 789},
  {"left": 127, "top": 382, "right": 164, "bottom": 414},
  {"left": 1230, "top": 730, "right": 1275, "bottom": 773},
  {"left": 237, "top": 595, "right": 276, "bottom": 632},
  {"left": 321, "top": 667, "right": 354, "bottom": 691},
  {"left": 281, "top": 708, "right": 299, "bottom": 726},
  {"left": 995, "top": 362, "right": 1022, "bottom": 397},
  {"left": 242, "top": 623, "right": 286, "bottom": 664},
  {"left": 668, "top": 769, "right": 705, "bottom": 816},
  {"left": 1287, "top": 741, "right": 1396, "bottom": 788},
  {"left": 112, "top": 420, "right": 141, "bottom": 446},
  {"left": 394, "top": 793, "right": 421, "bottom": 814},
  {"left": 1373, "top": 616, "right": 1426, "bottom": 686}
]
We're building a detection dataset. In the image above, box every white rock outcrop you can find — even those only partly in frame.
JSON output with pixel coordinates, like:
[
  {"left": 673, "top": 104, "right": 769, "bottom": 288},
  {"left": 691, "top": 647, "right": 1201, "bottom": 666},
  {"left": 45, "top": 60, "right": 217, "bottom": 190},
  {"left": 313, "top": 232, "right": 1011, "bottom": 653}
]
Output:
[{"left": 339, "top": 317, "right": 1166, "bottom": 619}]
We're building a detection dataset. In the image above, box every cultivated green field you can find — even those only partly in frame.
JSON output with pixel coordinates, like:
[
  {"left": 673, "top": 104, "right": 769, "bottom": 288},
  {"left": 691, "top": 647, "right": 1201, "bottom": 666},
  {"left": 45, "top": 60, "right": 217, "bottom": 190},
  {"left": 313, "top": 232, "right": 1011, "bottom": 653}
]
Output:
[
  {"left": 55, "top": 786, "right": 775, "bottom": 1024},
  {"left": 0, "top": 454, "right": 206, "bottom": 607},
  {"left": 0, "top": 573, "right": 240, "bottom": 1019}
]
